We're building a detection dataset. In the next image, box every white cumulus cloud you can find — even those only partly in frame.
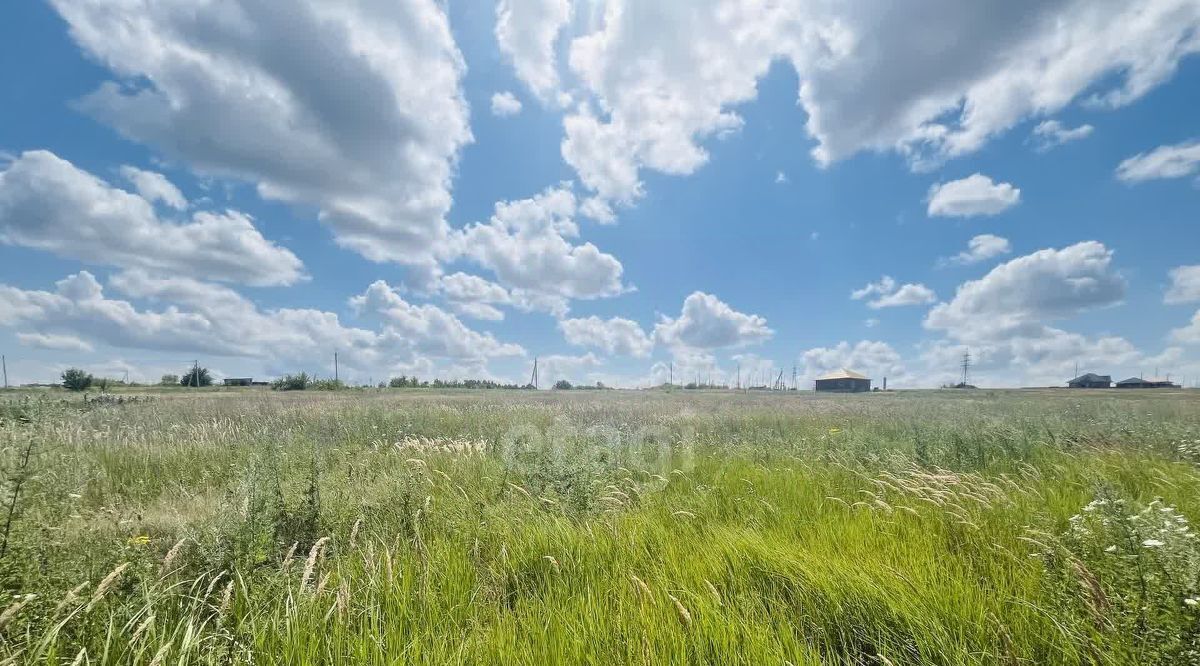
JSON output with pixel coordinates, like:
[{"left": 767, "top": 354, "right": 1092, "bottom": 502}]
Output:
[
  {"left": 927, "top": 174, "right": 1021, "bottom": 218},
  {"left": 491, "top": 91, "right": 524, "bottom": 117},
  {"left": 559, "top": 315, "right": 652, "bottom": 357},
  {"left": 535, "top": 0, "right": 1200, "bottom": 208},
  {"left": 496, "top": 0, "right": 572, "bottom": 101},
  {"left": 654, "top": 292, "right": 772, "bottom": 350},
  {"left": 0, "top": 150, "right": 304, "bottom": 287},
  {"left": 925, "top": 241, "right": 1126, "bottom": 341},
  {"left": 941, "top": 234, "right": 1012, "bottom": 266},
  {"left": 452, "top": 185, "right": 627, "bottom": 312},
  {"left": 118, "top": 165, "right": 187, "bottom": 210},
  {"left": 1116, "top": 139, "right": 1200, "bottom": 182},
  {"left": 851, "top": 276, "right": 936, "bottom": 308},
  {"left": 50, "top": 0, "right": 472, "bottom": 266},
  {"left": 1031, "top": 120, "right": 1094, "bottom": 152},
  {"left": 1166, "top": 265, "right": 1200, "bottom": 304}
]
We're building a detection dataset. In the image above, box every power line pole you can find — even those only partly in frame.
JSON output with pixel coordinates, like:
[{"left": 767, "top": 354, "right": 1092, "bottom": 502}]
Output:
[
  {"left": 334, "top": 351, "right": 339, "bottom": 383},
  {"left": 960, "top": 349, "right": 971, "bottom": 387},
  {"left": 737, "top": 362, "right": 741, "bottom": 390},
  {"left": 669, "top": 362, "right": 673, "bottom": 387},
  {"left": 1, "top": 355, "right": 7, "bottom": 389}
]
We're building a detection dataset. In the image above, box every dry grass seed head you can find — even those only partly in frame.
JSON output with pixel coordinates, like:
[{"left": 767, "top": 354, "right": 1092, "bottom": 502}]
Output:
[
  {"left": 55, "top": 581, "right": 89, "bottom": 614},
  {"left": 0, "top": 594, "right": 34, "bottom": 629},
  {"left": 281, "top": 541, "right": 299, "bottom": 571},
  {"left": 668, "top": 593, "right": 693, "bottom": 628},
  {"left": 302, "top": 537, "right": 330, "bottom": 591},
  {"left": 704, "top": 579, "right": 722, "bottom": 607},
  {"left": 630, "top": 575, "right": 653, "bottom": 604},
  {"left": 86, "top": 563, "right": 129, "bottom": 613},
  {"left": 160, "top": 538, "right": 188, "bottom": 576}
]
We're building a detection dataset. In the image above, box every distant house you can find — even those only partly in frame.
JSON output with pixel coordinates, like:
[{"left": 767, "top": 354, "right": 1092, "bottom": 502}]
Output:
[
  {"left": 1067, "top": 373, "right": 1111, "bottom": 388},
  {"left": 223, "top": 377, "right": 253, "bottom": 387},
  {"left": 815, "top": 369, "right": 871, "bottom": 393},
  {"left": 1116, "top": 376, "right": 1179, "bottom": 389}
]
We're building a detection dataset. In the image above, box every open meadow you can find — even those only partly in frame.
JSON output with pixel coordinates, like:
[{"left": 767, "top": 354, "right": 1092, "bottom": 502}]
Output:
[{"left": 0, "top": 387, "right": 1198, "bottom": 664}]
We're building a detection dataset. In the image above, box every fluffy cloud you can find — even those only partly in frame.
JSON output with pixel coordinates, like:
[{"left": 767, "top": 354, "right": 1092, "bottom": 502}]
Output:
[
  {"left": 1166, "top": 265, "right": 1200, "bottom": 304},
  {"left": 654, "top": 292, "right": 772, "bottom": 349},
  {"left": 1116, "top": 139, "right": 1200, "bottom": 182},
  {"left": 537, "top": 352, "right": 603, "bottom": 386},
  {"left": 941, "top": 234, "right": 1012, "bottom": 266},
  {"left": 927, "top": 174, "right": 1020, "bottom": 218},
  {"left": 537, "top": 0, "right": 1200, "bottom": 205},
  {"left": 50, "top": 0, "right": 471, "bottom": 265},
  {"left": 349, "top": 281, "right": 525, "bottom": 361},
  {"left": 0, "top": 151, "right": 304, "bottom": 287},
  {"left": 0, "top": 271, "right": 523, "bottom": 377},
  {"left": 16, "top": 332, "right": 94, "bottom": 353},
  {"left": 1031, "top": 120, "right": 1094, "bottom": 152},
  {"left": 916, "top": 242, "right": 1193, "bottom": 386},
  {"left": 1, "top": 272, "right": 245, "bottom": 356},
  {"left": 118, "top": 165, "right": 187, "bottom": 210},
  {"left": 491, "top": 91, "right": 524, "bottom": 117},
  {"left": 452, "top": 186, "right": 627, "bottom": 309},
  {"left": 436, "top": 272, "right": 513, "bottom": 321},
  {"left": 800, "top": 340, "right": 909, "bottom": 386},
  {"left": 925, "top": 241, "right": 1126, "bottom": 341},
  {"left": 851, "top": 276, "right": 936, "bottom": 308},
  {"left": 559, "top": 315, "right": 652, "bottom": 357},
  {"left": 918, "top": 333, "right": 1153, "bottom": 388},
  {"left": 1172, "top": 311, "right": 1200, "bottom": 345},
  {"left": 495, "top": 0, "right": 572, "bottom": 100}
]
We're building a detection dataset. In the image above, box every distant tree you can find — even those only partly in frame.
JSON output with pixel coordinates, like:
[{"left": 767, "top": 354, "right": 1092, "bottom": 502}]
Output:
[
  {"left": 388, "top": 376, "right": 408, "bottom": 388},
  {"left": 61, "top": 368, "right": 93, "bottom": 391},
  {"left": 310, "top": 378, "right": 344, "bottom": 391},
  {"left": 160, "top": 374, "right": 179, "bottom": 386},
  {"left": 180, "top": 366, "right": 213, "bottom": 387},
  {"left": 272, "top": 372, "right": 310, "bottom": 391},
  {"left": 553, "top": 379, "right": 573, "bottom": 390}
]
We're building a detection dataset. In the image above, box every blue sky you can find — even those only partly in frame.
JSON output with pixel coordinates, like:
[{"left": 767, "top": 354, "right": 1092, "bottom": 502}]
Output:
[{"left": 2, "top": 0, "right": 1200, "bottom": 388}]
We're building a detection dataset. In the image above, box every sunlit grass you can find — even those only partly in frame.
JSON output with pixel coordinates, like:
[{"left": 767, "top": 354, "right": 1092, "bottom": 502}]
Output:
[{"left": 0, "top": 388, "right": 1198, "bottom": 663}]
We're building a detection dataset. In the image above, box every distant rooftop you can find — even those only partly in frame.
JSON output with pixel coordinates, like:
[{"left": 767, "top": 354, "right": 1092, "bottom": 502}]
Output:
[
  {"left": 1068, "top": 373, "right": 1111, "bottom": 383},
  {"left": 816, "top": 368, "right": 869, "bottom": 381}
]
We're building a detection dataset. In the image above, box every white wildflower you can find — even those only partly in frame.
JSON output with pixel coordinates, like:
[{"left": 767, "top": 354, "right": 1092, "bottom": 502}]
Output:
[{"left": 1142, "top": 539, "right": 1165, "bottom": 548}]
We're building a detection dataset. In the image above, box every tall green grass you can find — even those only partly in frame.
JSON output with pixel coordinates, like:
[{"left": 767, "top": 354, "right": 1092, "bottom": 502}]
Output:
[{"left": 0, "top": 388, "right": 1198, "bottom": 663}]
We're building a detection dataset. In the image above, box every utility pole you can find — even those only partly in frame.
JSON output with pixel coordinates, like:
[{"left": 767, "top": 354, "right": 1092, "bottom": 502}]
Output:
[
  {"left": 529, "top": 357, "right": 539, "bottom": 389},
  {"left": 791, "top": 364, "right": 797, "bottom": 391},
  {"left": 1, "top": 355, "right": 7, "bottom": 389},
  {"left": 960, "top": 349, "right": 971, "bottom": 387},
  {"left": 192, "top": 360, "right": 199, "bottom": 387},
  {"left": 334, "top": 351, "right": 339, "bottom": 383},
  {"left": 737, "top": 362, "right": 741, "bottom": 390},
  {"left": 669, "top": 362, "right": 673, "bottom": 387}
]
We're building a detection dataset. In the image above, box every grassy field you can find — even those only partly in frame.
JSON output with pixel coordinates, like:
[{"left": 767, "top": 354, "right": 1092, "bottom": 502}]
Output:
[{"left": 0, "top": 387, "right": 1198, "bottom": 664}]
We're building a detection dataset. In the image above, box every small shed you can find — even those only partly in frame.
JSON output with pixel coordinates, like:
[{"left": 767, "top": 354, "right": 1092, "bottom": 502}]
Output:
[
  {"left": 223, "top": 377, "right": 253, "bottom": 387},
  {"left": 815, "top": 369, "right": 871, "bottom": 393},
  {"left": 1067, "top": 373, "right": 1111, "bottom": 388}
]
